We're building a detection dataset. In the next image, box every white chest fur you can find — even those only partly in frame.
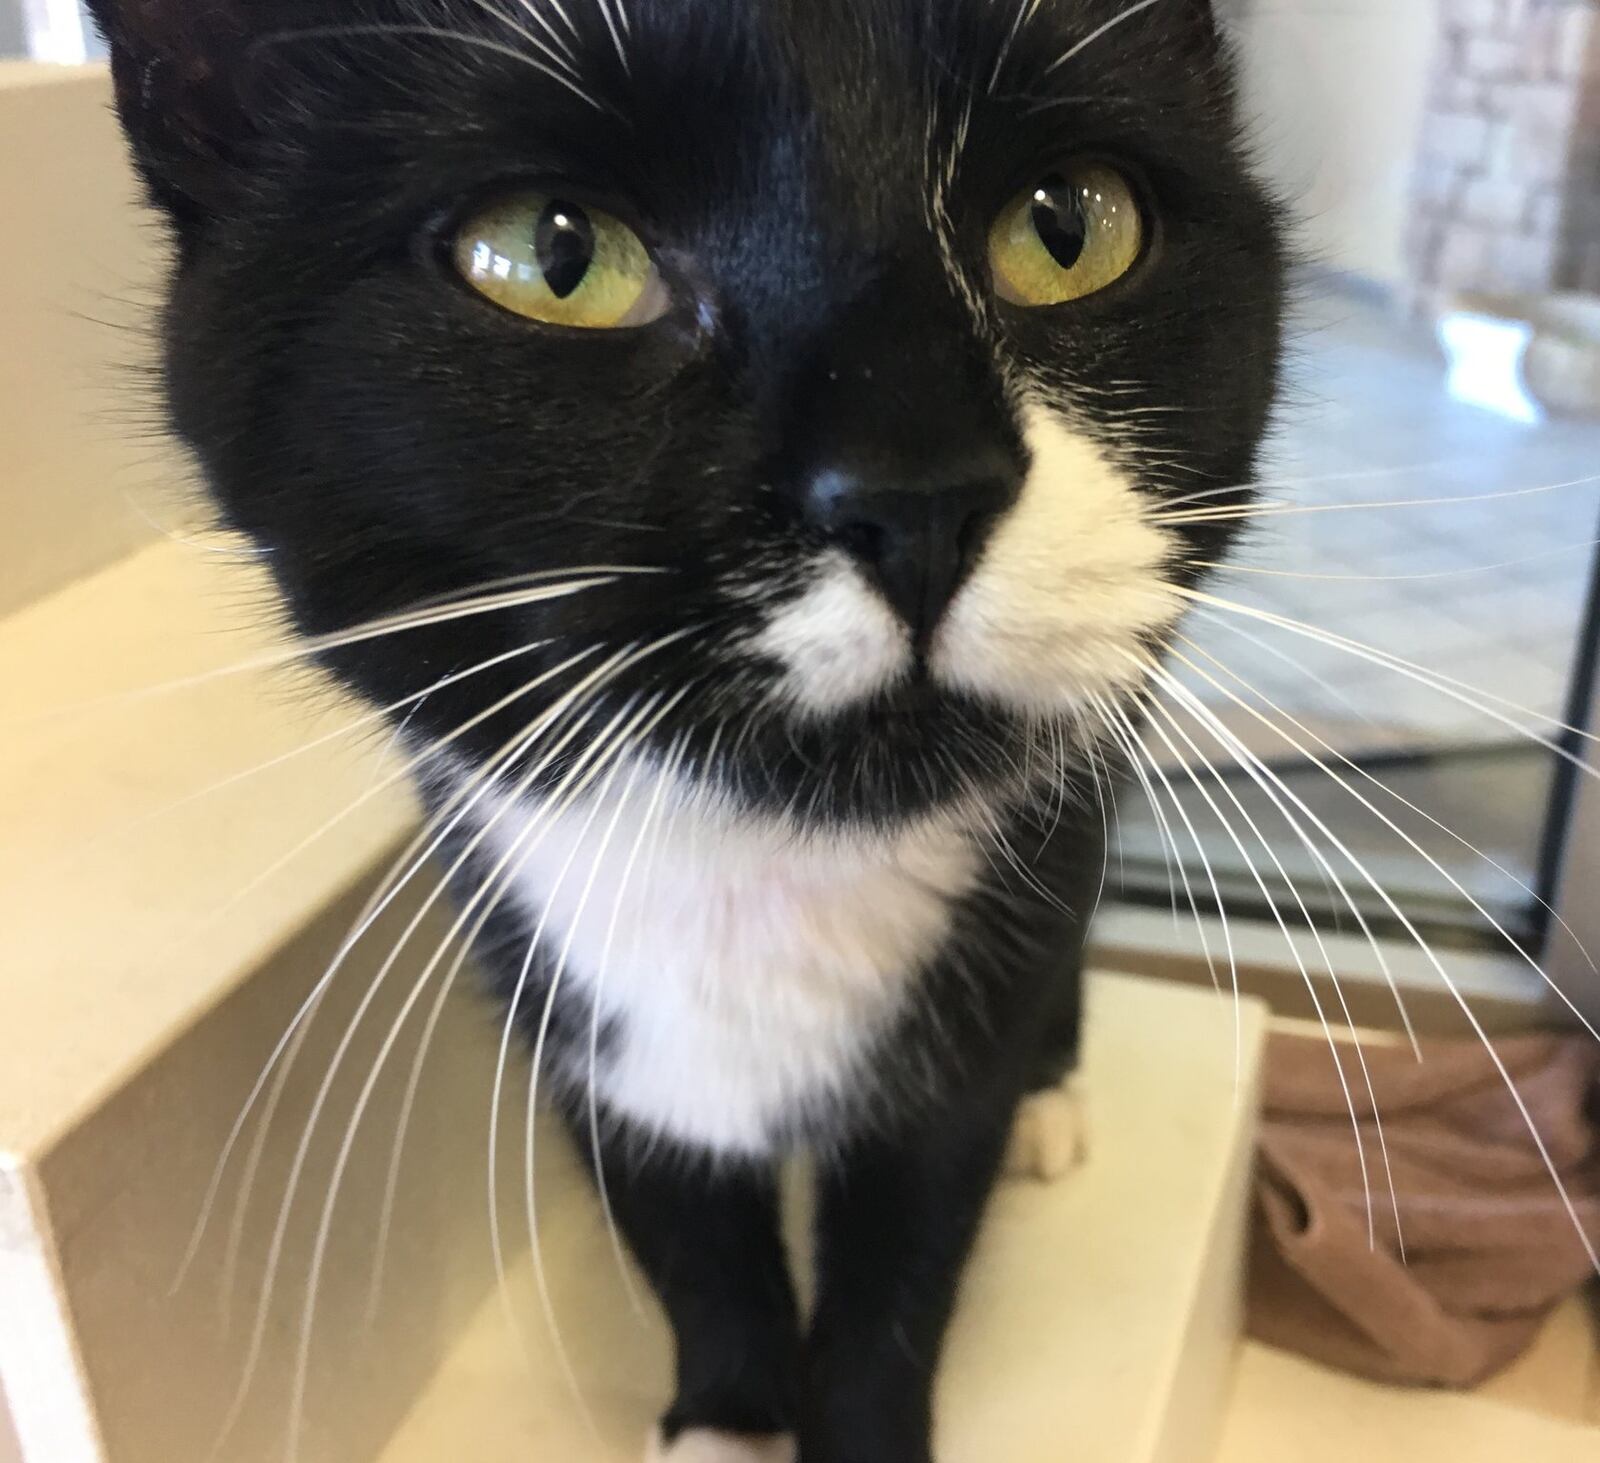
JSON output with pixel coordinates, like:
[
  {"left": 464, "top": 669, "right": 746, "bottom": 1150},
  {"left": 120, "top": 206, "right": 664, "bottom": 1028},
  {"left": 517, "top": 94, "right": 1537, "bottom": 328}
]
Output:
[{"left": 470, "top": 766, "right": 982, "bottom": 1156}]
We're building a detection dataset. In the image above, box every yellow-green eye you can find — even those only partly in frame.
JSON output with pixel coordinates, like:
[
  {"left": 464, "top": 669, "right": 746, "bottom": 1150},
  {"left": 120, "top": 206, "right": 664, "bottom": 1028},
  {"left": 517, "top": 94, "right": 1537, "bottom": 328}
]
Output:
[
  {"left": 453, "top": 192, "right": 668, "bottom": 329},
  {"left": 989, "top": 164, "right": 1145, "bottom": 307}
]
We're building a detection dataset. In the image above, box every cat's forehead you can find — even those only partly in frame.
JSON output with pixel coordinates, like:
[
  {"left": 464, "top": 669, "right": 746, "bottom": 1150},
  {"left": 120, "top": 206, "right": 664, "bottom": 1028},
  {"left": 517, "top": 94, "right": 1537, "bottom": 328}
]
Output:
[
  {"left": 382, "top": 0, "right": 1227, "bottom": 234},
  {"left": 569, "top": 0, "right": 1213, "bottom": 132},
  {"left": 95, "top": 0, "right": 1230, "bottom": 246},
  {"left": 618, "top": 0, "right": 1194, "bottom": 86}
]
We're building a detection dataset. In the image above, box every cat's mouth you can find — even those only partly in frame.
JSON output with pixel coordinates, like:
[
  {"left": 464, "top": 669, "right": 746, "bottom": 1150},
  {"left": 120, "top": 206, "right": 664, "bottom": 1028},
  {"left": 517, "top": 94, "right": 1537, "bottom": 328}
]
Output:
[
  {"left": 828, "top": 666, "right": 1024, "bottom": 745},
  {"left": 869, "top": 667, "right": 946, "bottom": 718}
]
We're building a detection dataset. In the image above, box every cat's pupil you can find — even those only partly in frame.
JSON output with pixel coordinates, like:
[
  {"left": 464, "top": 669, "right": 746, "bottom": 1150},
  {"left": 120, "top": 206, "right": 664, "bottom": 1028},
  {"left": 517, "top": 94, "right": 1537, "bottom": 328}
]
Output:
[
  {"left": 1030, "top": 177, "right": 1089, "bottom": 271},
  {"left": 534, "top": 201, "right": 596, "bottom": 299}
]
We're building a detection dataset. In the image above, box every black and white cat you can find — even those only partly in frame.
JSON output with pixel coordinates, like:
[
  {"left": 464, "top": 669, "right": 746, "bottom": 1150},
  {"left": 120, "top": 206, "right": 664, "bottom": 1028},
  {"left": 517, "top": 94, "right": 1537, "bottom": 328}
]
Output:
[{"left": 88, "top": 2, "right": 1285, "bottom": 1459}]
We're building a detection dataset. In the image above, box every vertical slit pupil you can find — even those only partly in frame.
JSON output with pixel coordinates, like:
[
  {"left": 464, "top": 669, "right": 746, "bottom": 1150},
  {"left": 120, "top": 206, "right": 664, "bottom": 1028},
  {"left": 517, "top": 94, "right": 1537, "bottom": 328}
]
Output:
[
  {"left": 535, "top": 201, "right": 597, "bottom": 299},
  {"left": 1031, "top": 176, "right": 1089, "bottom": 271}
]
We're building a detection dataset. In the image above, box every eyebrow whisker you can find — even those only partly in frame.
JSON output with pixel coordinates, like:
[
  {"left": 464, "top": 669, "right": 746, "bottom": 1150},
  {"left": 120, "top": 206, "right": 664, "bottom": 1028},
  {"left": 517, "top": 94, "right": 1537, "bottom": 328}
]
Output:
[
  {"left": 1042, "top": 0, "right": 1168, "bottom": 78},
  {"left": 252, "top": 23, "right": 610, "bottom": 115}
]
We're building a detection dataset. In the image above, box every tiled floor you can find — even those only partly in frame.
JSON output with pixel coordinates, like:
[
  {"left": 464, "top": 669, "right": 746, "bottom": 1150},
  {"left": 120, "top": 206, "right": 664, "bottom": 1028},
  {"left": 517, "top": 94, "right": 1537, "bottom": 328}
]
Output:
[
  {"left": 1128, "top": 283, "right": 1600, "bottom": 924},
  {"left": 1189, "top": 284, "right": 1600, "bottom": 744}
]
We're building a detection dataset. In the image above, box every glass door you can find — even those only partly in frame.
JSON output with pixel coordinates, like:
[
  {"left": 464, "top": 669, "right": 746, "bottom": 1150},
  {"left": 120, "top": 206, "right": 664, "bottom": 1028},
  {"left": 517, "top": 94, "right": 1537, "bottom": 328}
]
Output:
[{"left": 1107, "top": 1, "right": 1600, "bottom": 1020}]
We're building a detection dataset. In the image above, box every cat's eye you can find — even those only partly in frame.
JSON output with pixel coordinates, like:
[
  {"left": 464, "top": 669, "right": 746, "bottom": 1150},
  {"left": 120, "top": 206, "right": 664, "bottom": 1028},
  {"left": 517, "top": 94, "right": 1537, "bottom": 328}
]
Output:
[
  {"left": 989, "top": 164, "right": 1145, "bottom": 308},
  {"left": 453, "top": 192, "right": 669, "bottom": 329}
]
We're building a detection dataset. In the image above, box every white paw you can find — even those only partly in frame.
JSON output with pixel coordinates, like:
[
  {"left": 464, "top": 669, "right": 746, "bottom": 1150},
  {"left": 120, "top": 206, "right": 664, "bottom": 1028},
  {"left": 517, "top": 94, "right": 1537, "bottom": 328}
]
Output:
[
  {"left": 646, "top": 1427, "right": 798, "bottom": 1463},
  {"left": 1005, "top": 1078, "right": 1089, "bottom": 1183}
]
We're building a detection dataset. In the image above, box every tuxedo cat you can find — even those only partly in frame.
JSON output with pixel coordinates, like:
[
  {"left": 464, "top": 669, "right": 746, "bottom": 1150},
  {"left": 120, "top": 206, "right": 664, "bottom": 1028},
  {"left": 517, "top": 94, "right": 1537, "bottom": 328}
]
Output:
[{"left": 88, "top": 1, "right": 1285, "bottom": 1458}]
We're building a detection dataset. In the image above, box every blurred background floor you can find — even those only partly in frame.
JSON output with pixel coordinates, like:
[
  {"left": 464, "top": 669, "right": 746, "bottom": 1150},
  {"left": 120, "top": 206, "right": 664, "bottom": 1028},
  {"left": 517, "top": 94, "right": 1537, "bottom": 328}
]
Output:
[
  {"left": 1192, "top": 284, "right": 1600, "bottom": 749},
  {"left": 1120, "top": 282, "right": 1600, "bottom": 938}
]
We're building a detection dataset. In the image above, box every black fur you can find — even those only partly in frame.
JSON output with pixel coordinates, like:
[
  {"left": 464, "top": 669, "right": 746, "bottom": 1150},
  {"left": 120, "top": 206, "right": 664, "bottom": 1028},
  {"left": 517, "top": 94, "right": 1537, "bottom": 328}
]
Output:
[{"left": 89, "top": 2, "right": 1286, "bottom": 1458}]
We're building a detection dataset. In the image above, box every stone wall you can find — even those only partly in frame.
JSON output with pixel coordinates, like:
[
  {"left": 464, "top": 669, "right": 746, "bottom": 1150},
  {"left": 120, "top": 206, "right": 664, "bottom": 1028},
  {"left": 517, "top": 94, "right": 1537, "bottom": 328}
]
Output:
[{"left": 1407, "top": 0, "right": 1600, "bottom": 305}]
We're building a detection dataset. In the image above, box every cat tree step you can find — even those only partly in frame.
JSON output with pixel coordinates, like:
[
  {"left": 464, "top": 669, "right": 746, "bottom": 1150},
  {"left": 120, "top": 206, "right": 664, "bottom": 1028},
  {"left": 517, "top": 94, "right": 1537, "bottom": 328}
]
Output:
[
  {"left": 1, "top": 529, "right": 1265, "bottom": 1463},
  {"left": 378, "top": 974, "right": 1267, "bottom": 1463}
]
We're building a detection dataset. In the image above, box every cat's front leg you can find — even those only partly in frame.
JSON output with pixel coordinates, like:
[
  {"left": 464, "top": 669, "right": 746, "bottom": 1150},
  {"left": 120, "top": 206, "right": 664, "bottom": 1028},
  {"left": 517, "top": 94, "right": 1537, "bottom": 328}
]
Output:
[
  {"left": 1007, "top": 916, "right": 1090, "bottom": 1183},
  {"left": 800, "top": 1093, "right": 1015, "bottom": 1463},
  {"left": 561, "top": 1113, "right": 802, "bottom": 1461}
]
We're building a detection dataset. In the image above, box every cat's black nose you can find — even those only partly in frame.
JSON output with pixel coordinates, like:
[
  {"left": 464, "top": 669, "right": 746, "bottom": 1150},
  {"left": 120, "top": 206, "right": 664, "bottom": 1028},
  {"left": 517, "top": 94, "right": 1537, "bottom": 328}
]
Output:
[{"left": 802, "top": 459, "right": 1021, "bottom": 645}]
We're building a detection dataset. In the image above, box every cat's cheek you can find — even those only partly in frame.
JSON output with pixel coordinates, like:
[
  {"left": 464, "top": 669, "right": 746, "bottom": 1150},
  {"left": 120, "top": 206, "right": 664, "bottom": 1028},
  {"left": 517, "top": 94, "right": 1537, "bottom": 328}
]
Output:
[
  {"left": 931, "top": 405, "right": 1182, "bottom": 717},
  {"left": 749, "top": 550, "right": 912, "bottom": 716}
]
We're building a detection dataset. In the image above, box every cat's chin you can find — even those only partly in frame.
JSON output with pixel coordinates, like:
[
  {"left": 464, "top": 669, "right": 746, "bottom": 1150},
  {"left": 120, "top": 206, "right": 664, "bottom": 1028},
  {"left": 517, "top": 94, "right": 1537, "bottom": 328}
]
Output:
[
  {"left": 695, "top": 681, "right": 1057, "bottom": 831},
  {"left": 780, "top": 661, "right": 1123, "bottom": 747}
]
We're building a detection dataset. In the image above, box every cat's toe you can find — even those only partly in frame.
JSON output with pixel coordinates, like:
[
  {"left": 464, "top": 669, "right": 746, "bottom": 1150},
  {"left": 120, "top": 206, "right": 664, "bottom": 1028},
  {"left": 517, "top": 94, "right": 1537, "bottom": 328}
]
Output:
[
  {"left": 1005, "top": 1077, "right": 1089, "bottom": 1183},
  {"left": 647, "top": 1427, "right": 798, "bottom": 1463}
]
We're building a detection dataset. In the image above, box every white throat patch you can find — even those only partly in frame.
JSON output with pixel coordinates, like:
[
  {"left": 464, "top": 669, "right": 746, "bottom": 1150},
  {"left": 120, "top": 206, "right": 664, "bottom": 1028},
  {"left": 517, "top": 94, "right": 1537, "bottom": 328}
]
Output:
[{"left": 471, "top": 765, "right": 982, "bottom": 1155}]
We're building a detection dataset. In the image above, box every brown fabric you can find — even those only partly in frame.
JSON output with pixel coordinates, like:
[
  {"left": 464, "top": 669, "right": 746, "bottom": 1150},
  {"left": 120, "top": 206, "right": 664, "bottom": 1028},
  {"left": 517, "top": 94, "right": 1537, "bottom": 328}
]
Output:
[{"left": 1247, "top": 1030, "right": 1600, "bottom": 1387}]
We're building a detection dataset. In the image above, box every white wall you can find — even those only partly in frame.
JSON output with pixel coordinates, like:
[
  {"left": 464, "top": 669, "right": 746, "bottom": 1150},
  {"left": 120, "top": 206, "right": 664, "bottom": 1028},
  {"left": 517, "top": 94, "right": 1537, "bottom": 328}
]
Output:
[
  {"left": 0, "top": 1378, "right": 21, "bottom": 1463},
  {"left": 1231, "top": 0, "right": 1441, "bottom": 289},
  {"left": 4, "top": 0, "right": 101, "bottom": 62}
]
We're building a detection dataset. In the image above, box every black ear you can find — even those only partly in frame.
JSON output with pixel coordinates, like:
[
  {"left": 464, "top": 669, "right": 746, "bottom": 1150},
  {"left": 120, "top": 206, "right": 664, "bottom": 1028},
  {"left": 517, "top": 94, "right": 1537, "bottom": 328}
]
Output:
[{"left": 84, "top": 0, "right": 259, "bottom": 233}]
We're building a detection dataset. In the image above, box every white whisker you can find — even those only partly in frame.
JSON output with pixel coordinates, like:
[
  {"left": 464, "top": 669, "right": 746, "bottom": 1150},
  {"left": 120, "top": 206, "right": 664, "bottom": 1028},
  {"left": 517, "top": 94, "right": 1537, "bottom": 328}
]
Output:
[
  {"left": 1146, "top": 654, "right": 1600, "bottom": 1269},
  {"left": 1042, "top": 0, "right": 1166, "bottom": 78},
  {"left": 591, "top": 0, "right": 631, "bottom": 74},
  {"left": 1196, "top": 539, "right": 1600, "bottom": 584},
  {"left": 13, "top": 571, "right": 636, "bottom": 733},
  {"left": 506, "top": 0, "right": 583, "bottom": 64},
  {"left": 480, "top": 633, "right": 694, "bottom": 1394},
  {"left": 1140, "top": 665, "right": 1408, "bottom": 1252},
  {"left": 1188, "top": 617, "right": 1598, "bottom": 979},
  {"left": 1134, "top": 686, "right": 1383, "bottom": 1248},
  {"left": 1175, "top": 586, "right": 1600, "bottom": 762},
  {"left": 1151, "top": 457, "right": 1471, "bottom": 516},
  {"left": 1094, "top": 695, "right": 1242, "bottom": 1085},
  {"left": 1163, "top": 642, "right": 1600, "bottom": 1048},
  {"left": 1153, "top": 471, "right": 1600, "bottom": 527},
  {"left": 92, "top": 641, "right": 549, "bottom": 868},
  {"left": 586, "top": 734, "right": 687, "bottom": 1317},
  {"left": 1104, "top": 702, "right": 1187, "bottom": 936},
  {"left": 206, "top": 640, "right": 672, "bottom": 1458},
  {"left": 254, "top": 24, "right": 609, "bottom": 113},
  {"left": 1080, "top": 734, "right": 1118, "bottom": 930},
  {"left": 524, "top": 694, "right": 689, "bottom": 1434},
  {"left": 464, "top": 0, "right": 586, "bottom": 80},
  {"left": 281, "top": 656, "right": 689, "bottom": 1459},
  {"left": 172, "top": 642, "right": 607, "bottom": 1296},
  {"left": 988, "top": 0, "right": 1047, "bottom": 93}
]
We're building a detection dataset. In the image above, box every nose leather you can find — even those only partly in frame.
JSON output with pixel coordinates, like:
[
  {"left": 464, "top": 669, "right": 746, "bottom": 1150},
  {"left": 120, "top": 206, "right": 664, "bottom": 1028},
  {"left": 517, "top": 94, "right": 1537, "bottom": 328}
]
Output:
[{"left": 801, "top": 464, "right": 1020, "bottom": 644}]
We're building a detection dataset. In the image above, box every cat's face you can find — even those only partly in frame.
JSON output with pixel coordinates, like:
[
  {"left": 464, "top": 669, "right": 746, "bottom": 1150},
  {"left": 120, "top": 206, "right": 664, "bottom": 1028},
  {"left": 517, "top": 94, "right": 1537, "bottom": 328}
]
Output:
[{"left": 93, "top": 0, "right": 1285, "bottom": 824}]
